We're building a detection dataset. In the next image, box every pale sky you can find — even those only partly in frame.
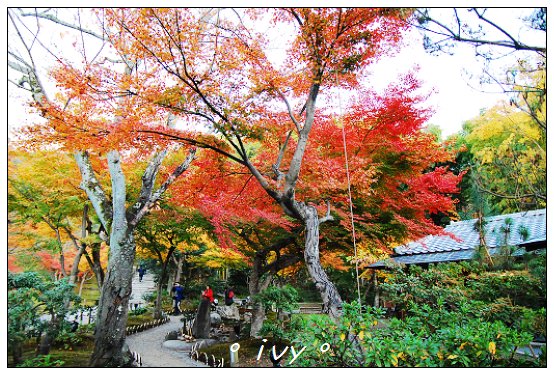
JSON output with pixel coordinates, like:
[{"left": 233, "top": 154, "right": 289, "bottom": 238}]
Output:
[
  {"left": 6, "top": 6, "right": 545, "bottom": 140},
  {"left": 366, "top": 32, "right": 507, "bottom": 137}
]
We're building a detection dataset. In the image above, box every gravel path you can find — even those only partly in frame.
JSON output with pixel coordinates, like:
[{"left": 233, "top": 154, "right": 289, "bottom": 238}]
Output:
[{"left": 126, "top": 315, "right": 207, "bottom": 368}]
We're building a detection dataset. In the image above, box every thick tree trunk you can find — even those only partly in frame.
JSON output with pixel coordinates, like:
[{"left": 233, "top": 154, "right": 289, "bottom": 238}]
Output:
[
  {"left": 248, "top": 254, "right": 273, "bottom": 338},
  {"left": 89, "top": 231, "right": 136, "bottom": 367},
  {"left": 174, "top": 255, "right": 184, "bottom": 283},
  {"left": 302, "top": 205, "right": 343, "bottom": 320},
  {"left": 250, "top": 303, "right": 266, "bottom": 339},
  {"left": 166, "top": 270, "right": 175, "bottom": 294},
  {"left": 154, "top": 259, "right": 171, "bottom": 319},
  {"left": 154, "top": 279, "right": 164, "bottom": 319},
  {"left": 89, "top": 150, "right": 137, "bottom": 367},
  {"left": 78, "top": 148, "right": 195, "bottom": 366}
]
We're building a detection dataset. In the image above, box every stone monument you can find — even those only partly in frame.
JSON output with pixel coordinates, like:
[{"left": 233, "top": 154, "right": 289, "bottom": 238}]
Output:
[{"left": 192, "top": 298, "right": 211, "bottom": 339}]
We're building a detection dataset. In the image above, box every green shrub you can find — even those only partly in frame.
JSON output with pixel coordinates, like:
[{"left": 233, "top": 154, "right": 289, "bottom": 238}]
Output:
[
  {"left": 8, "top": 272, "right": 81, "bottom": 364},
  {"left": 17, "top": 354, "right": 65, "bottom": 367},
  {"left": 141, "top": 291, "right": 157, "bottom": 304},
  {"left": 254, "top": 285, "right": 300, "bottom": 340},
  {"left": 290, "top": 301, "right": 538, "bottom": 367},
  {"left": 466, "top": 271, "right": 544, "bottom": 308},
  {"left": 52, "top": 323, "right": 83, "bottom": 350},
  {"left": 129, "top": 306, "right": 148, "bottom": 316},
  {"left": 253, "top": 285, "right": 299, "bottom": 314}
]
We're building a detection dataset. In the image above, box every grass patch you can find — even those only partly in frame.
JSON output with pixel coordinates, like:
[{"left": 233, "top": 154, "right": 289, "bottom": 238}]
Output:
[
  {"left": 51, "top": 344, "right": 94, "bottom": 367},
  {"left": 291, "top": 313, "right": 331, "bottom": 325},
  {"left": 127, "top": 312, "right": 158, "bottom": 326},
  {"left": 76, "top": 278, "right": 101, "bottom": 306}
]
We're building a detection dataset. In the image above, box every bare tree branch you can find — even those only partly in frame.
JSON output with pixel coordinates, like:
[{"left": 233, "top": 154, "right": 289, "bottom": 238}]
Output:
[
  {"left": 413, "top": 8, "right": 546, "bottom": 53},
  {"left": 18, "top": 9, "right": 106, "bottom": 40},
  {"left": 319, "top": 201, "right": 334, "bottom": 224},
  {"left": 129, "top": 148, "right": 197, "bottom": 227},
  {"left": 74, "top": 151, "right": 113, "bottom": 232},
  {"left": 127, "top": 150, "right": 169, "bottom": 221}
]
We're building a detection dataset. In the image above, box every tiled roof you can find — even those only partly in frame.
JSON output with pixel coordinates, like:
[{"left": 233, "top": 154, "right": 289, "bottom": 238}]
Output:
[{"left": 368, "top": 209, "right": 546, "bottom": 268}]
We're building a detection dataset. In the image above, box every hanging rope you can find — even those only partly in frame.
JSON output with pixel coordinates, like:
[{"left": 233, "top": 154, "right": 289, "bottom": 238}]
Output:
[{"left": 335, "top": 72, "right": 362, "bottom": 308}]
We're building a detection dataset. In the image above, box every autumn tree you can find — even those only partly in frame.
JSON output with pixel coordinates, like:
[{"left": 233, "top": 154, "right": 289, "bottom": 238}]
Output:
[
  {"left": 9, "top": 9, "right": 197, "bottom": 366},
  {"left": 159, "top": 145, "right": 300, "bottom": 335},
  {"left": 8, "top": 149, "right": 108, "bottom": 288},
  {"left": 456, "top": 101, "right": 545, "bottom": 214},
  {"left": 164, "top": 73, "right": 462, "bottom": 335},
  {"left": 97, "top": 7, "right": 419, "bottom": 319}
]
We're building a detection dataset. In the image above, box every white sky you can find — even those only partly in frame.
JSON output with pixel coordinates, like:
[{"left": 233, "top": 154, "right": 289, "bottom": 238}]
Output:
[
  {"left": 6, "top": 6, "right": 545, "bottom": 140},
  {"left": 366, "top": 31, "right": 507, "bottom": 137}
]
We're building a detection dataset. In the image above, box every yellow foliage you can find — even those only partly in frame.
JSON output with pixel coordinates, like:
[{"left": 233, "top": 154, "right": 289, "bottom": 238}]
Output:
[{"left": 488, "top": 341, "right": 496, "bottom": 356}]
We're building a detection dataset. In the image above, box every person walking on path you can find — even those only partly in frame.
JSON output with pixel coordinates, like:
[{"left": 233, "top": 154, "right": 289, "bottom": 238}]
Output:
[
  {"left": 171, "top": 282, "right": 185, "bottom": 315},
  {"left": 137, "top": 264, "right": 146, "bottom": 282}
]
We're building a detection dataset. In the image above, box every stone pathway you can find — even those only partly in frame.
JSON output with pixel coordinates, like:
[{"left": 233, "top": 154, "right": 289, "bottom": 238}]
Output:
[
  {"left": 125, "top": 270, "right": 207, "bottom": 367},
  {"left": 126, "top": 315, "right": 207, "bottom": 367},
  {"left": 129, "top": 271, "right": 156, "bottom": 308}
]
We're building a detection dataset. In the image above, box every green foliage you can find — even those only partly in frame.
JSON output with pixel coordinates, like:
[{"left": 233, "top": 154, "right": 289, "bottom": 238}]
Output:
[
  {"left": 8, "top": 272, "right": 81, "bottom": 363},
  {"left": 379, "top": 262, "right": 471, "bottom": 311},
  {"left": 255, "top": 285, "right": 300, "bottom": 340},
  {"left": 8, "top": 277, "right": 42, "bottom": 356},
  {"left": 285, "top": 269, "right": 321, "bottom": 302},
  {"left": 259, "top": 318, "right": 288, "bottom": 340},
  {"left": 129, "top": 306, "right": 148, "bottom": 316},
  {"left": 53, "top": 323, "right": 84, "bottom": 350},
  {"left": 456, "top": 97, "right": 545, "bottom": 214},
  {"left": 352, "top": 260, "right": 547, "bottom": 367},
  {"left": 141, "top": 291, "right": 157, "bottom": 304},
  {"left": 526, "top": 252, "right": 546, "bottom": 293},
  {"left": 8, "top": 151, "right": 89, "bottom": 273},
  {"left": 253, "top": 285, "right": 300, "bottom": 314},
  {"left": 380, "top": 260, "right": 545, "bottom": 312},
  {"left": 291, "top": 301, "right": 538, "bottom": 367},
  {"left": 466, "top": 271, "right": 544, "bottom": 308},
  {"left": 16, "top": 354, "right": 65, "bottom": 368}
]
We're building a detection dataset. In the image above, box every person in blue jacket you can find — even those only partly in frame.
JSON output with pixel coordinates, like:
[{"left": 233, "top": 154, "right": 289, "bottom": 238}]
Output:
[
  {"left": 137, "top": 264, "right": 146, "bottom": 282},
  {"left": 171, "top": 282, "right": 185, "bottom": 315}
]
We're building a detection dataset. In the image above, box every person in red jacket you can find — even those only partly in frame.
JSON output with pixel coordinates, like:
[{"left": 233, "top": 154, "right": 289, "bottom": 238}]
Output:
[{"left": 202, "top": 285, "right": 214, "bottom": 303}]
